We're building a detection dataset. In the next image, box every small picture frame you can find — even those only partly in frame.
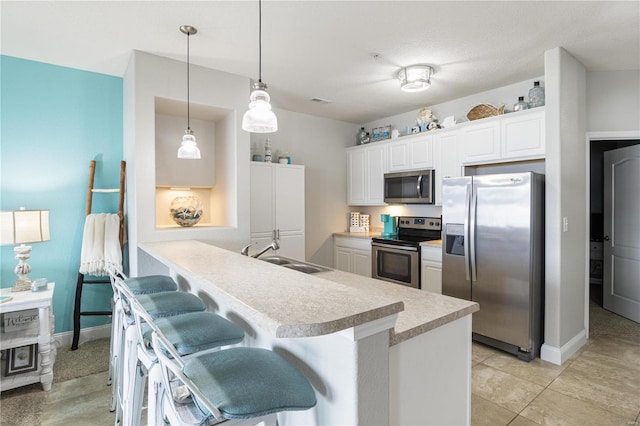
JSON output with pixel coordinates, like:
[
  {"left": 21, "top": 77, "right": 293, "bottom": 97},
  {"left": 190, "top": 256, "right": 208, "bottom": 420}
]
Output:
[
  {"left": 371, "top": 125, "right": 392, "bottom": 142},
  {"left": 5, "top": 344, "right": 38, "bottom": 376}
]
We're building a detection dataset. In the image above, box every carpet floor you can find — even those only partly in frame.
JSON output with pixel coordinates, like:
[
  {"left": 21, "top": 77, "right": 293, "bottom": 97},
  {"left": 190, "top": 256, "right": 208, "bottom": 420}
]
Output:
[{"left": 0, "top": 338, "right": 111, "bottom": 426}]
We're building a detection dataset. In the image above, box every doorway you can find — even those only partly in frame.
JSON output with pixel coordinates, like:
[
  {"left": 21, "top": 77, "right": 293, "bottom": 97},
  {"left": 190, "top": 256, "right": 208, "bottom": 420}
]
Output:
[{"left": 589, "top": 137, "right": 639, "bottom": 308}]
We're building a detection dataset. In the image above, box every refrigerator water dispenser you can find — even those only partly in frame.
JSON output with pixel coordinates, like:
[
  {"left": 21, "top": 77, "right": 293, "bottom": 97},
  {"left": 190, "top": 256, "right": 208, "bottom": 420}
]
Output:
[{"left": 445, "top": 223, "right": 465, "bottom": 256}]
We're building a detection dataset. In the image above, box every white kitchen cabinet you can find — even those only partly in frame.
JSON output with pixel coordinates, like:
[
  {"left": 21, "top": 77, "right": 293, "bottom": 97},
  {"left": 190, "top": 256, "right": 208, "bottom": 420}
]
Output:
[
  {"left": 501, "top": 109, "right": 545, "bottom": 159},
  {"left": 387, "top": 134, "right": 433, "bottom": 172},
  {"left": 334, "top": 235, "right": 372, "bottom": 277},
  {"left": 421, "top": 245, "right": 442, "bottom": 293},
  {"left": 433, "top": 131, "right": 462, "bottom": 206},
  {"left": 250, "top": 162, "right": 305, "bottom": 261},
  {"left": 460, "top": 108, "right": 545, "bottom": 165},
  {"left": 460, "top": 120, "right": 501, "bottom": 164},
  {"left": 347, "top": 143, "right": 386, "bottom": 206}
]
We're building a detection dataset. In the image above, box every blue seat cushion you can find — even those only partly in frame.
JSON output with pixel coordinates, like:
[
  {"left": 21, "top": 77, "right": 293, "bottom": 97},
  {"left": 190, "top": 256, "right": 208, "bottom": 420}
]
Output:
[
  {"left": 136, "top": 292, "right": 205, "bottom": 319},
  {"left": 143, "top": 312, "right": 244, "bottom": 355},
  {"left": 183, "top": 347, "right": 316, "bottom": 419},
  {"left": 125, "top": 275, "right": 177, "bottom": 295}
]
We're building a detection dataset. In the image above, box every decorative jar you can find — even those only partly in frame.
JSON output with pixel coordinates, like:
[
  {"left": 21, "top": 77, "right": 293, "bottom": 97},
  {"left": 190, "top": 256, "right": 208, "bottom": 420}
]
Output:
[{"left": 170, "top": 195, "right": 203, "bottom": 227}]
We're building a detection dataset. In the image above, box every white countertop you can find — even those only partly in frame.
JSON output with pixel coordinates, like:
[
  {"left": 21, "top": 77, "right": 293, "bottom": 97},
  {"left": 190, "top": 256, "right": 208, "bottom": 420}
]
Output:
[
  {"left": 139, "top": 240, "right": 477, "bottom": 346},
  {"left": 333, "top": 231, "right": 381, "bottom": 239},
  {"left": 421, "top": 239, "right": 443, "bottom": 247}
]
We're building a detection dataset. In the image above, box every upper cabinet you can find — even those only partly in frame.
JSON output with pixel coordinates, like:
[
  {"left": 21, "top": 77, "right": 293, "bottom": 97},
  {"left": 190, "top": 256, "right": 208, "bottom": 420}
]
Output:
[
  {"left": 459, "top": 120, "right": 501, "bottom": 164},
  {"left": 345, "top": 108, "right": 544, "bottom": 206},
  {"left": 347, "top": 143, "right": 386, "bottom": 206},
  {"left": 501, "top": 109, "right": 545, "bottom": 159},
  {"left": 387, "top": 134, "right": 433, "bottom": 172},
  {"left": 460, "top": 108, "right": 545, "bottom": 165},
  {"left": 433, "top": 131, "right": 462, "bottom": 206}
]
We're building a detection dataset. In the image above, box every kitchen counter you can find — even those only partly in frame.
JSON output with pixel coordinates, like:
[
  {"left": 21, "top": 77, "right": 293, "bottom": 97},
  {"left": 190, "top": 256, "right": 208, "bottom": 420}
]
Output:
[
  {"left": 139, "top": 240, "right": 476, "bottom": 345},
  {"left": 421, "top": 238, "right": 443, "bottom": 247},
  {"left": 332, "top": 230, "right": 381, "bottom": 239},
  {"left": 139, "top": 240, "right": 403, "bottom": 339},
  {"left": 315, "top": 267, "right": 475, "bottom": 345},
  {"left": 138, "top": 240, "right": 477, "bottom": 425}
]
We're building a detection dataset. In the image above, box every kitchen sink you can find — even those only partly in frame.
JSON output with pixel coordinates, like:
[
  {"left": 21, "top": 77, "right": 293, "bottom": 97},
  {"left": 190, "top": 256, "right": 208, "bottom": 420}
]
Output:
[
  {"left": 260, "top": 256, "right": 332, "bottom": 274},
  {"left": 260, "top": 256, "right": 294, "bottom": 265}
]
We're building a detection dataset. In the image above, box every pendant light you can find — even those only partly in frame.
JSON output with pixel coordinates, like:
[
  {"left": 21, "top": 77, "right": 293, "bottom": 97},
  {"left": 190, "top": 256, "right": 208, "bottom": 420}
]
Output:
[
  {"left": 242, "top": 0, "right": 278, "bottom": 133},
  {"left": 177, "top": 25, "right": 201, "bottom": 159}
]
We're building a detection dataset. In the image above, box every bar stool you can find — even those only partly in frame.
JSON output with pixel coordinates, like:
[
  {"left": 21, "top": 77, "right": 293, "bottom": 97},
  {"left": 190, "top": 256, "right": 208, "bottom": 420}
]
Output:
[
  {"left": 110, "top": 276, "right": 207, "bottom": 425},
  {"left": 152, "top": 331, "right": 317, "bottom": 426},
  {"left": 108, "top": 273, "right": 178, "bottom": 384},
  {"left": 123, "top": 282, "right": 244, "bottom": 425},
  {"left": 106, "top": 271, "right": 179, "bottom": 413}
]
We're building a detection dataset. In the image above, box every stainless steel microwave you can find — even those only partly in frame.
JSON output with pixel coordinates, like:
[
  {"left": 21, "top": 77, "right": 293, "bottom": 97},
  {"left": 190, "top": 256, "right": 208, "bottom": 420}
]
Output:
[{"left": 384, "top": 170, "right": 435, "bottom": 204}]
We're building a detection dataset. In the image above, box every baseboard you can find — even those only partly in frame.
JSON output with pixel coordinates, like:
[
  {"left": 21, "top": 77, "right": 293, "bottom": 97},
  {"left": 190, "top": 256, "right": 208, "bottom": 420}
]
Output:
[
  {"left": 54, "top": 324, "right": 112, "bottom": 349},
  {"left": 540, "top": 329, "right": 587, "bottom": 365}
]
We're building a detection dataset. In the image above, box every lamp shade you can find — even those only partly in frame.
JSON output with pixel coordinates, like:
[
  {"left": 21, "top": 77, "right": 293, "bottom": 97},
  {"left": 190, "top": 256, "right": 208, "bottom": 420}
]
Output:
[
  {"left": 177, "top": 132, "right": 201, "bottom": 159},
  {"left": 0, "top": 210, "right": 50, "bottom": 246},
  {"left": 242, "top": 85, "right": 278, "bottom": 133},
  {"left": 397, "top": 65, "right": 433, "bottom": 93}
]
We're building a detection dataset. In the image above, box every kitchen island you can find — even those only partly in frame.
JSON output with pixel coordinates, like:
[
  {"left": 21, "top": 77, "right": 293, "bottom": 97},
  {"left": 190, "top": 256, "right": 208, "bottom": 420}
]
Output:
[{"left": 138, "top": 240, "right": 478, "bottom": 425}]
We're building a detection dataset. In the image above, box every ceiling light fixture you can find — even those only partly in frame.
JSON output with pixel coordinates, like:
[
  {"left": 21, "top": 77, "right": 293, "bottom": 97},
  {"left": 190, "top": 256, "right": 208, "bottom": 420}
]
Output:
[
  {"left": 242, "top": 0, "right": 278, "bottom": 133},
  {"left": 397, "top": 65, "right": 434, "bottom": 93},
  {"left": 177, "top": 25, "right": 201, "bottom": 159}
]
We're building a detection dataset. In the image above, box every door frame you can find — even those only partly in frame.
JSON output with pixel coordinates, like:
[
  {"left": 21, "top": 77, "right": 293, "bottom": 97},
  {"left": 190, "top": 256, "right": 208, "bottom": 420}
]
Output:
[{"left": 585, "top": 130, "right": 640, "bottom": 338}]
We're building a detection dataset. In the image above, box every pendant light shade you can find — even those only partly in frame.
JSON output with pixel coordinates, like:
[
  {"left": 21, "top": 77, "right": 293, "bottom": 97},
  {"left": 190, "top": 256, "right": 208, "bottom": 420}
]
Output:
[
  {"left": 177, "top": 130, "right": 200, "bottom": 159},
  {"left": 177, "top": 25, "right": 201, "bottom": 159},
  {"left": 242, "top": 0, "right": 278, "bottom": 133},
  {"left": 242, "top": 81, "right": 278, "bottom": 133},
  {"left": 397, "top": 65, "right": 434, "bottom": 93}
]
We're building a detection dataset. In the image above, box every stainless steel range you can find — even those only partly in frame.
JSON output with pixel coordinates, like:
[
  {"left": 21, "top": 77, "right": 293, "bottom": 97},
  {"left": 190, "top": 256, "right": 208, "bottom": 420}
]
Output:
[{"left": 371, "top": 216, "right": 441, "bottom": 288}]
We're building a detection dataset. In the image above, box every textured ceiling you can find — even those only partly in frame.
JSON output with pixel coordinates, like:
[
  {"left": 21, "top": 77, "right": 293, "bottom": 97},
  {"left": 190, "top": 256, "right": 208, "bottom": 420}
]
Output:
[{"left": 2, "top": 1, "right": 638, "bottom": 124}]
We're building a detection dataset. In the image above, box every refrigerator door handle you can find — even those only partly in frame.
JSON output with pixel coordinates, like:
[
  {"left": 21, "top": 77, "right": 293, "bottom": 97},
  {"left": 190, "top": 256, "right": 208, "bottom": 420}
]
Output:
[
  {"left": 470, "top": 183, "right": 478, "bottom": 282},
  {"left": 463, "top": 183, "right": 471, "bottom": 282}
]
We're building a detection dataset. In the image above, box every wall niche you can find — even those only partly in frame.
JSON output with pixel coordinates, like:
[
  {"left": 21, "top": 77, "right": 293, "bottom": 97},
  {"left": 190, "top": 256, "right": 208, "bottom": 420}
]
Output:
[{"left": 154, "top": 96, "right": 234, "bottom": 229}]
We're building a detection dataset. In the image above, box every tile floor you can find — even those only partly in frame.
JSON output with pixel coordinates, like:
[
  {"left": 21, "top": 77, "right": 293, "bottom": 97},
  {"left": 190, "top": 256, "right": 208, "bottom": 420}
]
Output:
[
  {"left": 471, "top": 335, "right": 640, "bottom": 425},
  {"left": 23, "top": 305, "right": 640, "bottom": 425}
]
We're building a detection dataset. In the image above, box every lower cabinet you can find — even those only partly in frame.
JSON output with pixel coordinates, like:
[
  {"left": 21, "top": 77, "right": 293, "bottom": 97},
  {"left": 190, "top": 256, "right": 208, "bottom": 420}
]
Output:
[
  {"left": 334, "top": 236, "right": 372, "bottom": 277},
  {"left": 421, "top": 245, "right": 442, "bottom": 293}
]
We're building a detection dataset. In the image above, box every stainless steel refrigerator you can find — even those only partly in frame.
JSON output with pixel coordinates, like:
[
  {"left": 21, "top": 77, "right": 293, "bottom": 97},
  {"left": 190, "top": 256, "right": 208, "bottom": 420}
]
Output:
[{"left": 442, "top": 172, "right": 544, "bottom": 361}]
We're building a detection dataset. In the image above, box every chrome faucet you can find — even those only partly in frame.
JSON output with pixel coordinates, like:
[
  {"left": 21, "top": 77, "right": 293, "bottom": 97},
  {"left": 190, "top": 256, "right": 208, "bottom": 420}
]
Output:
[
  {"left": 251, "top": 239, "right": 280, "bottom": 258},
  {"left": 241, "top": 242, "right": 256, "bottom": 256}
]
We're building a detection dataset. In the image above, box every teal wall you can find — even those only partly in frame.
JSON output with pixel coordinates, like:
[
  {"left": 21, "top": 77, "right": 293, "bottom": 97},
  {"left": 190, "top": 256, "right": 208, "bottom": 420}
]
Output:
[{"left": 1, "top": 55, "right": 123, "bottom": 335}]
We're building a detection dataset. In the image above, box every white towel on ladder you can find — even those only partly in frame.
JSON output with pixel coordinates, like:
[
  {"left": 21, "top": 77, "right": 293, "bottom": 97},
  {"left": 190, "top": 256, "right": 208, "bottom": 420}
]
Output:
[{"left": 79, "top": 213, "right": 122, "bottom": 276}]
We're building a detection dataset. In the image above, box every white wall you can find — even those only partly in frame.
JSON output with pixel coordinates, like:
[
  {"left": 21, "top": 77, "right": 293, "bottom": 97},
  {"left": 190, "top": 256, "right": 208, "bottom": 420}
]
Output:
[
  {"left": 251, "top": 108, "right": 356, "bottom": 267},
  {"left": 541, "top": 47, "right": 588, "bottom": 365},
  {"left": 363, "top": 78, "right": 543, "bottom": 135},
  {"left": 587, "top": 70, "right": 640, "bottom": 132},
  {"left": 124, "top": 51, "right": 251, "bottom": 275}
]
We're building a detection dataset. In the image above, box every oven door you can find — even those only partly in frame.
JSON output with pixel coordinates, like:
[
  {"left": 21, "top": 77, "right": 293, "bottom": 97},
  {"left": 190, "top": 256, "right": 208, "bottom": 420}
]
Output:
[{"left": 371, "top": 242, "right": 420, "bottom": 288}]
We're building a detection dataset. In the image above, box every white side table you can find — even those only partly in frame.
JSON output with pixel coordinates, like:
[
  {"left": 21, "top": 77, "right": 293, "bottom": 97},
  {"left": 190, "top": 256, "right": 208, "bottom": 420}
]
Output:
[{"left": 0, "top": 283, "right": 56, "bottom": 391}]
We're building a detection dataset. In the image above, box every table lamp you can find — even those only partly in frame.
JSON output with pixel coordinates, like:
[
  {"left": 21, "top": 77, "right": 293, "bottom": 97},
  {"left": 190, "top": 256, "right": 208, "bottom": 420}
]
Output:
[{"left": 0, "top": 209, "right": 50, "bottom": 291}]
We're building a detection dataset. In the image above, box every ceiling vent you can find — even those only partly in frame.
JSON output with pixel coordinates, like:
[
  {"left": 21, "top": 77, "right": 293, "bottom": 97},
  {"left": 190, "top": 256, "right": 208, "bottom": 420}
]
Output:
[{"left": 311, "top": 97, "right": 331, "bottom": 104}]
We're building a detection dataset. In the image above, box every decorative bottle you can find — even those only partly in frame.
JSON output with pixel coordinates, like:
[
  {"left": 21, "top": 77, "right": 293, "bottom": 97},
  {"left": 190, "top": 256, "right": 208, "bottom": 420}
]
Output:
[
  {"left": 528, "top": 81, "right": 545, "bottom": 108},
  {"left": 264, "top": 138, "right": 272, "bottom": 163},
  {"left": 356, "top": 127, "right": 368, "bottom": 145},
  {"left": 513, "top": 96, "right": 529, "bottom": 112}
]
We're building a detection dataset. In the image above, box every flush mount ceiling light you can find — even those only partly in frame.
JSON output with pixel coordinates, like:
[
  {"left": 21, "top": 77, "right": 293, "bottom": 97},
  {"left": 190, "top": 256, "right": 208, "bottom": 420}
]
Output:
[
  {"left": 177, "top": 25, "right": 201, "bottom": 159},
  {"left": 242, "top": 0, "right": 278, "bottom": 133},
  {"left": 397, "top": 65, "right": 434, "bottom": 93}
]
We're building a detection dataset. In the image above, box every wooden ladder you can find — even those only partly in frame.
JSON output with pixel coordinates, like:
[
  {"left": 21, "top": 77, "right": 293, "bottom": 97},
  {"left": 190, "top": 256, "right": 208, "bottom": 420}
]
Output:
[{"left": 71, "top": 160, "right": 125, "bottom": 350}]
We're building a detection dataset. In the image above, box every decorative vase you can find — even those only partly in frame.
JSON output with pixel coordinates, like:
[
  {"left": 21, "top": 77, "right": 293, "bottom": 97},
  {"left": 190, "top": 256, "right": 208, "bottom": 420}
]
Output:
[
  {"left": 170, "top": 195, "right": 203, "bottom": 227},
  {"left": 528, "top": 81, "right": 545, "bottom": 108}
]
